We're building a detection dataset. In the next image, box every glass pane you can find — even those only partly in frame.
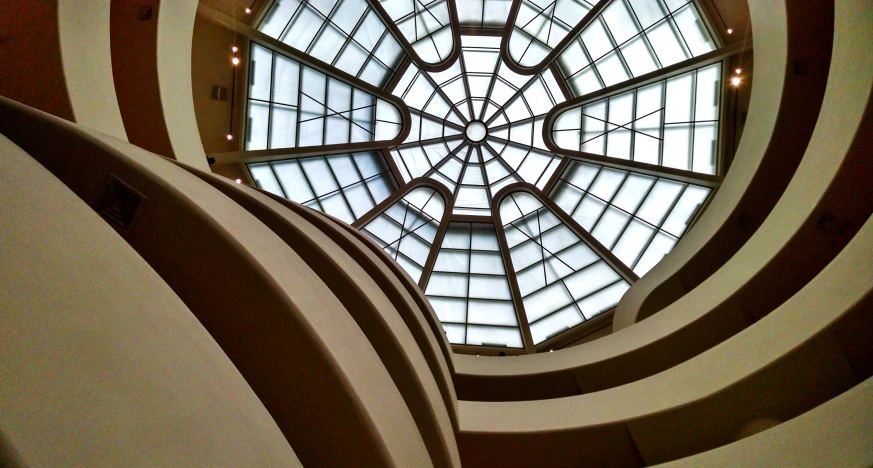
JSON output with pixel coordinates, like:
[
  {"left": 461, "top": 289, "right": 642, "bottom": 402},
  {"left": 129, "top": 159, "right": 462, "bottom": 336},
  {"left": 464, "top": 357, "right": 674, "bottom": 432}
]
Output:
[
  {"left": 244, "top": 45, "right": 403, "bottom": 151},
  {"left": 362, "top": 187, "right": 445, "bottom": 282},
  {"left": 500, "top": 191, "right": 629, "bottom": 327},
  {"left": 257, "top": 0, "right": 406, "bottom": 87},
  {"left": 556, "top": 0, "right": 716, "bottom": 97},
  {"left": 425, "top": 222, "right": 522, "bottom": 348},
  {"left": 550, "top": 160, "right": 712, "bottom": 272},
  {"left": 551, "top": 63, "right": 722, "bottom": 174},
  {"left": 246, "top": 151, "right": 396, "bottom": 224}
]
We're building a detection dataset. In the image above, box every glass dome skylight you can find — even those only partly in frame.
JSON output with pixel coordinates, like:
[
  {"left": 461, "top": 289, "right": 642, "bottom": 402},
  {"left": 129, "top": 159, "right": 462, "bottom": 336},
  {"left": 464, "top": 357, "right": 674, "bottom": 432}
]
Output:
[
  {"left": 242, "top": 0, "right": 727, "bottom": 352},
  {"left": 390, "top": 35, "right": 565, "bottom": 216}
]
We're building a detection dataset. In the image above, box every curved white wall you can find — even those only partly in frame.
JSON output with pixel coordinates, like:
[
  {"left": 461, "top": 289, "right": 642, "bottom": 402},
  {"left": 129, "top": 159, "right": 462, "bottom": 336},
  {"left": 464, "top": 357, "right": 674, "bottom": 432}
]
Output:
[
  {"left": 613, "top": 0, "right": 790, "bottom": 330},
  {"left": 157, "top": 0, "right": 210, "bottom": 171},
  {"left": 57, "top": 0, "right": 127, "bottom": 140},
  {"left": 0, "top": 133, "right": 299, "bottom": 466}
]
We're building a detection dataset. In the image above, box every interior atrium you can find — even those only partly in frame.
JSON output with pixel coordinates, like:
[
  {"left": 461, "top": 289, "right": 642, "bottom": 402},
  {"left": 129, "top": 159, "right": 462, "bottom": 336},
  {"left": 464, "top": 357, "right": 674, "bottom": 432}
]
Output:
[{"left": 1, "top": 0, "right": 872, "bottom": 466}]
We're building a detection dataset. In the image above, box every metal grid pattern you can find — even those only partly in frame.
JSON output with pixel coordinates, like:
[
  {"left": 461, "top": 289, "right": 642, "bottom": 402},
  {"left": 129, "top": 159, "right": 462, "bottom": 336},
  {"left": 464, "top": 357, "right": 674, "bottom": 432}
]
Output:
[
  {"left": 456, "top": 0, "right": 512, "bottom": 30},
  {"left": 362, "top": 186, "right": 446, "bottom": 282},
  {"left": 507, "top": 0, "right": 598, "bottom": 68},
  {"left": 499, "top": 191, "right": 630, "bottom": 344},
  {"left": 247, "top": 151, "right": 397, "bottom": 223},
  {"left": 243, "top": 0, "right": 731, "bottom": 351},
  {"left": 553, "top": 63, "right": 722, "bottom": 174},
  {"left": 379, "top": 0, "right": 455, "bottom": 64},
  {"left": 389, "top": 35, "right": 566, "bottom": 215},
  {"left": 551, "top": 160, "right": 711, "bottom": 275},
  {"left": 258, "top": 0, "right": 406, "bottom": 87},
  {"left": 557, "top": 0, "right": 716, "bottom": 96},
  {"left": 426, "top": 222, "right": 523, "bottom": 348},
  {"left": 246, "top": 43, "right": 403, "bottom": 151}
]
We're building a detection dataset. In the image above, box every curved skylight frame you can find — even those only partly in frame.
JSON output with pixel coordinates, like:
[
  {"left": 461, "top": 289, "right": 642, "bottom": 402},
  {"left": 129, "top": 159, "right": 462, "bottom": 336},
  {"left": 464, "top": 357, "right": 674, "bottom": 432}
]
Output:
[
  {"left": 227, "top": 0, "right": 744, "bottom": 353},
  {"left": 245, "top": 42, "right": 407, "bottom": 152},
  {"left": 502, "top": 0, "right": 604, "bottom": 73},
  {"left": 549, "top": 62, "right": 725, "bottom": 174},
  {"left": 227, "top": 12, "right": 413, "bottom": 161},
  {"left": 388, "top": 33, "right": 568, "bottom": 216},
  {"left": 369, "top": 0, "right": 463, "bottom": 72},
  {"left": 491, "top": 183, "right": 637, "bottom": 350},
  {"left": 354, "top": 178, "right": 455, "bottom": 285},
  {"left": 257, "top": 0, "right": 408, "bottom": 88},
  {"left": 246, "top": 150, "right": 398, "bottom": 224}
]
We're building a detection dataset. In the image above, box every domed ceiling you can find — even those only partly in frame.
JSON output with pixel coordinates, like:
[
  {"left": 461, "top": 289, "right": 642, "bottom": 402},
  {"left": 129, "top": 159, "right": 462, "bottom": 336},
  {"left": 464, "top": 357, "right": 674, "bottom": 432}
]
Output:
[{"left": 241, "top": 0, "right": 730, "bottom": 352}]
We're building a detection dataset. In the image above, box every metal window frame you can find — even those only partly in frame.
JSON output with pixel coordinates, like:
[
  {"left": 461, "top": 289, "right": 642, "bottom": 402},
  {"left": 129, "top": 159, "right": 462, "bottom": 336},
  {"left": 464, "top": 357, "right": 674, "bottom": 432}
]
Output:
[{"left": 223, "top": 0, "right": 745, "bottom": 354}]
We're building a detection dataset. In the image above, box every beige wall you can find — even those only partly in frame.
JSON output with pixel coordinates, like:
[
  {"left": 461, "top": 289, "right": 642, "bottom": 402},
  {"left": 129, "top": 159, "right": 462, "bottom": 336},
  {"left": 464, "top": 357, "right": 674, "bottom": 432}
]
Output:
[
  {"left": 58, "top": 0, "right": 127, "bottom": 140},
  {"left": 110, "top": 0, "right": 175, "bottom": 157},
  {"left": 0, "top": 2, "right": 74, "bottom": 121},
  {"left": 157, "top": 0, "right": 210, "bottom": 170},
  {"left": 0, "top": 133, "right": 300, "bottom": 466},
  {"left": 192, "top": 15, "right": 240, "bottom": 155}
]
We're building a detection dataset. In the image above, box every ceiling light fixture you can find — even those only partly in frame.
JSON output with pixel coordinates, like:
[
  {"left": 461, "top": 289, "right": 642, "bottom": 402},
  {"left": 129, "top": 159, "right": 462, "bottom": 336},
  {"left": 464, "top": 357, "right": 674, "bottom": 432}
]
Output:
[
  {"left": 232, "top": 46, "right": 238, "bottom": 53},
  {"left": 227, "top": 134, "right": 233, "bottom": 140},
  {"left": 232, "top": 57, "right": 240, "bottom": 65},
  {"left": 727, "top": 28, "right": 733, "bottom": 34},
  {"left": 735, "top": 68, "right": 742, "bottom": 74},
  {"left": 235, "top": 179, "right": 242, "bottom": 184},
  {"left": 731, "top": 76, "right": 741, "bottom": 86}
]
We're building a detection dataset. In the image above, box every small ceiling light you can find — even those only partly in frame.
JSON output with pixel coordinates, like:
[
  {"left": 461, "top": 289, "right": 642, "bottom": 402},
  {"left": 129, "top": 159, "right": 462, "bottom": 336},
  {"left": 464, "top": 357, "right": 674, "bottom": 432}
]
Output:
[
  {"left": 735, "top": 68, "right": 742, "bottom": 74},
  {"left": 245, "top": 7, "right": 252, "bottom": 14},
  {"left": 731, "top": 76, "right": 741, "bottom": 86},
  {"left": 550, "top": 350, "right": 554, "bottom": 353},
  {"left": 232, "top": 57, "right": 240, "bottom": 65},
  {"left": 232, "top": 46, "right": 238, "bottom": 53},
  {"left": 727, "top": 28, "right": 733, "bottom": 34},
  {"left": 226, "top": 134, "right": 233, "bottom": 140},
  {"left": 235, "top": 178, "right": 242, "bottom": 184}
]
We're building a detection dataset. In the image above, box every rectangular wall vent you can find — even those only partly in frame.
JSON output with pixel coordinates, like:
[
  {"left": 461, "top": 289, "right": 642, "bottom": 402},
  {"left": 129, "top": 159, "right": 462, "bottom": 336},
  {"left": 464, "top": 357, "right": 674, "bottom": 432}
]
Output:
[{"left": 211, "top": 85, "right": 228, "bottom": 101}]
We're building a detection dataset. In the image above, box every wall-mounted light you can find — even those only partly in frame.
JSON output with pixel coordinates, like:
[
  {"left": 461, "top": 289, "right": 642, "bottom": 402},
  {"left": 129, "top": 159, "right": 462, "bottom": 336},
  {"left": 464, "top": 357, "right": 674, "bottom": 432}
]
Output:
[
  {"left": 226, "top": 134, "right": 234, "bottom": 140},
  {"left": 235, "top": 178, "right": 242, "bottom": 184},
  {"left": 735, "top": 68, "right": 742, "bottom": 74},
  {"left": 232, "top": 57, "right": 240, "bottom": 65},
  {"left": 245, "top": 1, "right": 256, "bottom": 14},
  {"left": 731, "top": 76, "right": 741, "bottom": 87},
  {"left": 727, "top": 28, "right": 733, "bottom": 34},
  {"left": 245, "top": 7, "right": 251, "bottom": 14},
  {"left": 232, "top": 46, "right": 238, "bottom": 53}
]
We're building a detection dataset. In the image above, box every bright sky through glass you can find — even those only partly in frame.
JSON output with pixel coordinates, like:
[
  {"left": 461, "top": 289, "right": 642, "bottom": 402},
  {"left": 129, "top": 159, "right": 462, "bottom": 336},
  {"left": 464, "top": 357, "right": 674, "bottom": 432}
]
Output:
[
  {"left": 390, "top": 35, "right": 566, "bottom": 216},
  {"left": 248, "top": 0, "right": 724, "bottom": 350}
]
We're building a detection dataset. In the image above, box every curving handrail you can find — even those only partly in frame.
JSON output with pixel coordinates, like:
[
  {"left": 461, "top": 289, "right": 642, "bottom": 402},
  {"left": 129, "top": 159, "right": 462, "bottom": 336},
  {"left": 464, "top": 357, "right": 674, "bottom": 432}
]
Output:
[
  {"left": 457, "top": 174, "right": 873, "bottom": 466},
  {"left": 612, "top": 0, "right": 834, "bottom": 330},
  {"left": 448, "top": 0, "right": 857, "bottom": 402},
  {"left": 0, "top": 96, "right": 433, "bottom": 467},
  {"left": 658, "top": 376, "right": 873, "bottom": 467},
  {"left": 179, "top": 164, "right": 460, "bottom": 467},
  {"left": 57, "top": 0, "right": 127, "bottom": 141},
  {"left": 0, "top": 134, "right": 300, "bottom": 467}
]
